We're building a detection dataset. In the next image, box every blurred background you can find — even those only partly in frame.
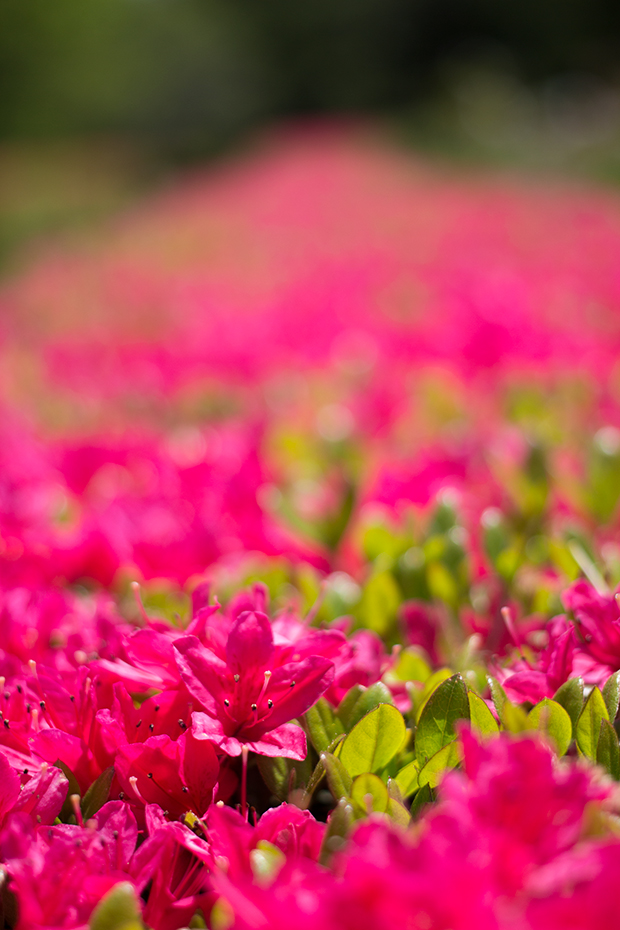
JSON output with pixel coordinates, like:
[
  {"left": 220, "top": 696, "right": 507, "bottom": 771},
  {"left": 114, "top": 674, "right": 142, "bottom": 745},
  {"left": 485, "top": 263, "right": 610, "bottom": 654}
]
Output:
[{"left": 2, "top": 0, "right": 620, "bottom": 271}]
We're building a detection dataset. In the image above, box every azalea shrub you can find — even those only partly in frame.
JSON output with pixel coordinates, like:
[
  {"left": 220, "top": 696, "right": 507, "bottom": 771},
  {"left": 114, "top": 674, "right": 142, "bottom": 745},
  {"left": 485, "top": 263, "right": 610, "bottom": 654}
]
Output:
[{"left": 3, "top": 129, "right": 620, "bottom": 928}]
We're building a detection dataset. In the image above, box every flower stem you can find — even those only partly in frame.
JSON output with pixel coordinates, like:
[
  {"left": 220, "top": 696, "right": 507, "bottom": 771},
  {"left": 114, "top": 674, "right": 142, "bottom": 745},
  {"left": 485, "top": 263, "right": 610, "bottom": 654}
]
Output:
[{"left": 241, "top": 745, "right": 249, "bottom": 821}]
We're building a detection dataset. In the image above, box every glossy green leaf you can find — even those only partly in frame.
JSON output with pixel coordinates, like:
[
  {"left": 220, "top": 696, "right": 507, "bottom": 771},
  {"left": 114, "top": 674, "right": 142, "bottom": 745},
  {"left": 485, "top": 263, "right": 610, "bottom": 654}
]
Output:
[
  {"left": 340, "top": 704, "right": 407, "bottom": 777},
  {"left": 304, "top": 698, "right": 343, "bottom": 753},
  {"left": 394, "top": 759, "right": 421, "bottom": 797},
  {"left": 415, "top": 674, "right": 469, "bottom": 765},
  {"left": 321, "top": 752, "right": 353, "bottom": 800},
  {"left": 553, "top": 678, "right": 584, "bottom": 734},
  {"left": 89, "top": 882, "right": 143, "bottom": 930},
  {"left": 576, "top": 687, "right": 609, "bottom": 760},
  {"left": 527, "top": 699, "right": 572, "bottom": 755},
  {"left": 351, "top": 773, "right": 389, "bottom": 814},
  {"left": 597, "top": 718, "right": 620, "bottom": 780},
  {"left": 418, "top": 740, "right": 460, "bottom": 788},
  {"left": 603, "top": 671, "right": 620, "bottom": 722},
  {"left": 468, "top": 691, "right": 500, "bottom": 736},
  {"left": 81, "top": 766, "right": 115, "bottom": 821}
]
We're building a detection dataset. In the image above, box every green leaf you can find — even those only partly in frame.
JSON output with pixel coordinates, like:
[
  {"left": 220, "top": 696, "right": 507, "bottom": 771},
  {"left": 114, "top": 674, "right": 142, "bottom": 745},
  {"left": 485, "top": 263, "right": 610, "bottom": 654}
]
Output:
[
  {"left": 54, "top": 760, "right": 81, "bottom": 822},
  {"left": 319, "top": 798, "right": 354, "bottom": 865},
  {"left": 553, "top": 678, "right": 584, "bottom": 734},
  {"left": 409, "top": 783, "right": 433, "bottom": 820},
  {"left": 468, "top": 691, "right": 499, "bottom": 736},
  {"left": 257, "top": 753, "right": 314, "bottom": 802},
  {"left": 386, "top": 777, "right": 404, "bottom": 804},
  {"left": 304, "top": 698, "right": 343, "bottom": 753},
  {"left": 418, "top": 740, "right": 460, "bottom": 788},
  {"left": 501, "top": 701, "right": 529, "bottom": 733},
  {"left": 415, "top": 674, "right": 469, "bottom": 765},
  {"left": 340, "top": 704, "right": 407, "bottom": 777},
  {"left": 415, "top": 668, "right": 454, "bottom": 722},
  {"left": 345, "top": 682, "right": 395, "bottom": 731},
  {"left": 321, "top": 752, "right": 353, "bottom": 800},
  {"left": 597, "top": 718, "right": 620, "bottom": 780},
  {"left": 358, "top": 570, "right": 400, "bottom": 636},
  {"left": 89, "top": 882, "right": 143, "bottom": 930},
  {"left": 351, "top": 773, "right": 389, "bottom": 815},
  {"left": 576, "top": 687, "right": 610, "bottom": 760},
  {"left": 486, "top": 675, "right": 508, "bottom": 722},
  {"left": 526, "top": 699, "right": 572, "bottom": 755},
  {"left": 603, "top": 671, "right": 620, "bottom": 723},
  {"left": 391, "top": 649, "right": 432, "bottom": 684},
  {"left": 335, "top": 686, "right": 365, "bottom": 731},
  {"left": 387, "top": 796, "right": 411, "bottom": 826},
  {"left": 394, "top": 759, "right": 421, "bottom": 797},
  {"left": 81, "top": 767, "right": 114, "bottom": 821},
  {"left": 257, "top": 755, "right": 294, "bottom": 802}
]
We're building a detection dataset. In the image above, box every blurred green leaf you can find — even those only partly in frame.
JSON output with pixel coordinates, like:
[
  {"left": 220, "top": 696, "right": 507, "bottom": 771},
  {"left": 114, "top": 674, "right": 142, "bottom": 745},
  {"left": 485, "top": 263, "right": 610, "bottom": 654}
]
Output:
[
  {"left": 527, "top": 699, "right": 572, "bottom": 755},
  {"left": 89, "top": 882, "right": 142, "bottom": 930},
  {"left": 597, "top": 718, "right": 620, "bottom": 780},
  {"left": 350, "top": 772, "right": 388, "bottom": 815},
  {"left": 468, "top": 690, "right": 499, "bottom": 736}
]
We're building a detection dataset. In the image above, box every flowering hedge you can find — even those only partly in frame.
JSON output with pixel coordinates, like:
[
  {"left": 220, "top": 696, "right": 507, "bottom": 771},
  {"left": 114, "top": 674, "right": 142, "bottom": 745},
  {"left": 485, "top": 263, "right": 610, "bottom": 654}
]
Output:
[{"left": 3, "top": 129, "right": 620, "bottom": 928}]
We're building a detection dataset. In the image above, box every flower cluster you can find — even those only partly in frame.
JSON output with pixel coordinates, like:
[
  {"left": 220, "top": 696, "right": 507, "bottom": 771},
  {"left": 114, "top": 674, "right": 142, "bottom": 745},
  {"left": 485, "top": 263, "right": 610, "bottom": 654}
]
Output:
[{"left": 2, "top": 128, "right": 620, "bottom": 927}]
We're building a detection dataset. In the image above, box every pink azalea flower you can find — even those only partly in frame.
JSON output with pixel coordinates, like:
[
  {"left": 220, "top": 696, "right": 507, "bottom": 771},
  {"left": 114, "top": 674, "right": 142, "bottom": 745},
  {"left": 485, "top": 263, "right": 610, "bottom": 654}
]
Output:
[
  {"left": 175, "top": 609, "right": 334, "bottom": 759},
  {"left": 562, "top": 579, "right": 620, "bottom": 682},
  {"left": 0, "top": 801, "right": 145, "bottom": 929},
  {"left": 115, "top": 729, "right": 219, "bottom": 819}
]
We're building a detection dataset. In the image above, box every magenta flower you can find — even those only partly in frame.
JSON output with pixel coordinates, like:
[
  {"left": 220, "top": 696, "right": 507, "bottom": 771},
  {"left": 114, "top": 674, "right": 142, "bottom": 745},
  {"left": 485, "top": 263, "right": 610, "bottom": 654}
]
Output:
[
  {"left": 115, "top": 729, "right": 220, "bottom": 819},
  {"left": 174, "top": 610, "right": 334, "bottom": 759},
  {"left": 563, "top": 580, "right": 620, "bottom": 680}
]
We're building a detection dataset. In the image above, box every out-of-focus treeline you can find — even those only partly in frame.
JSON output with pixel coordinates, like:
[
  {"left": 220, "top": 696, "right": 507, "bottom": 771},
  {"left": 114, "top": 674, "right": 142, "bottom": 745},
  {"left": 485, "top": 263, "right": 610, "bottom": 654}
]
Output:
[{"left": 1, "top": 0, "right": 619, "bottom": 151}]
